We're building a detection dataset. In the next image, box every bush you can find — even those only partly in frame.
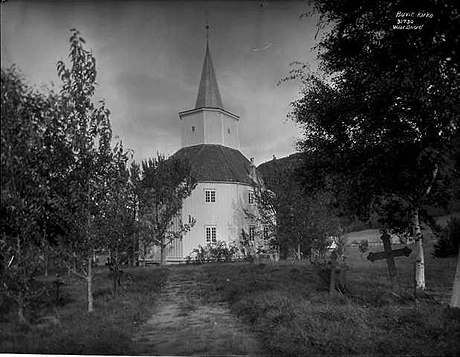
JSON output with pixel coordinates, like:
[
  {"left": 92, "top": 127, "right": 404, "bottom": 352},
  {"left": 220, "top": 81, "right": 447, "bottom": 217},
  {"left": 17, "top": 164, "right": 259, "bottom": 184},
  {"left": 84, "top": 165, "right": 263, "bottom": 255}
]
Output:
[{"left": 185, "top": 241, "right": 239, "bottom": 264}]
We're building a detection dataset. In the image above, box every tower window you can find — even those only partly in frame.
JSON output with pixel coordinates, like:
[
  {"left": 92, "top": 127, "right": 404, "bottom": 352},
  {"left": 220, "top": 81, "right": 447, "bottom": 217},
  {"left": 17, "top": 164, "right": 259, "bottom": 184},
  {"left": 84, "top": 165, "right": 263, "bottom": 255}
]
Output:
[
  {"left": 227, "top": 128, "right": 231, "bottom": 134},
  {"left": 205, "top": 226, "right": 217, "bottom": 243},
  {"left": 191, "top": 126, "right": 195, "bottom": 132},
  {"left": 205, "top": 189, "right": 216, "bottom": 203}
]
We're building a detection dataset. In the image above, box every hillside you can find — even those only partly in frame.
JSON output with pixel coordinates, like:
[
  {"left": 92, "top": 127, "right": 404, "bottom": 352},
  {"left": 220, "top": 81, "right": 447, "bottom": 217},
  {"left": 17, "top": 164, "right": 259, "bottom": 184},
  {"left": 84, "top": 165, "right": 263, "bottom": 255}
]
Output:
[
  {"left": 257, "top": 152, "right": 459, "bottom": 228},
  {"left": 257, "top": 152, "right": 302, "bottom": 180}
]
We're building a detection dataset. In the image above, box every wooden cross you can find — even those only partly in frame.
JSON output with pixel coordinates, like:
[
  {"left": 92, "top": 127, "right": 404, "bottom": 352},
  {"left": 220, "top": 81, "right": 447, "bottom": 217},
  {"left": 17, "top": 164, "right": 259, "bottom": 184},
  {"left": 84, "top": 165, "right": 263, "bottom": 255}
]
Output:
[
  {"left": 367, "top": 246, "right": 412, "bottom": 262},
  {"left": 367, "top": 232, "right": 412, "bottom": 289}
]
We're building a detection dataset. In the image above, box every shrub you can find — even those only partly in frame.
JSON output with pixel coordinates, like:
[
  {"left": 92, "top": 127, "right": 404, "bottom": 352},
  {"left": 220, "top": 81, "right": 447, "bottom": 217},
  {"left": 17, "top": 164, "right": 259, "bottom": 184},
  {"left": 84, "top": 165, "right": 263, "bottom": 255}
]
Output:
[{"left": 185, "top": 241, "right": 239, "bottom": 264}]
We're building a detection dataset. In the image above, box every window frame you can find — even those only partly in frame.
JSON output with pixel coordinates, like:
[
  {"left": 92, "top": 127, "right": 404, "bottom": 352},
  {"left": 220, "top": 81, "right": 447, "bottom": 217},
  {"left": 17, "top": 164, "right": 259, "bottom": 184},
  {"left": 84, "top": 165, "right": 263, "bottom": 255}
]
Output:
[
  {"left": 248, "top": 190, "right": 255, "bottom": 205},
  {"left": 205, "top": 189, "right": 216, "bottom": 203},
  {"left": 205, "top": 225, "right": 217, "bottom": 243}
]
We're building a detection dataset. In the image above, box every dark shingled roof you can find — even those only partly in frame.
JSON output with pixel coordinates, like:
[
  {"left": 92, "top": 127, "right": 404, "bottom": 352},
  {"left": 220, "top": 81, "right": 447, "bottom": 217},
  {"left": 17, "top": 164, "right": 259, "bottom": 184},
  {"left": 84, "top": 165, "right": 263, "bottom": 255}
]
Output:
[{"left": 172, "top": 144, "right": 255, "bottom": 185}]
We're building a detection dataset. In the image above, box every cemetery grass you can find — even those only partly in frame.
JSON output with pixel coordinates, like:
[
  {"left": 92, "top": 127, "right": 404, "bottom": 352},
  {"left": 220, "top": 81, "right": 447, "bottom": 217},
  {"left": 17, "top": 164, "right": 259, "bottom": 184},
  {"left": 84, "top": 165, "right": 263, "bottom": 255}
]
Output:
[
  {"left": 0, "top": 267, "right": 167, "bottom": 354},
  {"left": 200, "top": 243, "right": 460, "bottom": 356}
]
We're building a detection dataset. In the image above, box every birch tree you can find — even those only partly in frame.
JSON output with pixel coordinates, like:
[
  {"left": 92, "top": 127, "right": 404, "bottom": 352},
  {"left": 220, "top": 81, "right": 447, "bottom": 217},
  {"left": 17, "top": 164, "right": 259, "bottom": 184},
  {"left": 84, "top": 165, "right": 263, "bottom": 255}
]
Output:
[{"left": 290, "top": 0, "right": 459, "bottom": 290}]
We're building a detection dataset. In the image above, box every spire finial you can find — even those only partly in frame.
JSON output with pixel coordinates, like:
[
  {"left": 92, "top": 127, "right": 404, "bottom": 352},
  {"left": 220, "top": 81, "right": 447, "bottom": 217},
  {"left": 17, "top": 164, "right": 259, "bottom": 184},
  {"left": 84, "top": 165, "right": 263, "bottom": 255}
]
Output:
[{"left": 205, "top": 19, "right": 210, "bottom": 43}]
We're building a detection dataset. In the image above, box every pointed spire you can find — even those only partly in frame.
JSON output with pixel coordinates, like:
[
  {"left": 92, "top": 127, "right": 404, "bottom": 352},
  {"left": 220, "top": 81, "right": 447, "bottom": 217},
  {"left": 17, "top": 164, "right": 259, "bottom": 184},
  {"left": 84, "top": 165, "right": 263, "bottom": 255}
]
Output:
[{"left": 195, "top": 25, "right": 224, "bottom": 110}]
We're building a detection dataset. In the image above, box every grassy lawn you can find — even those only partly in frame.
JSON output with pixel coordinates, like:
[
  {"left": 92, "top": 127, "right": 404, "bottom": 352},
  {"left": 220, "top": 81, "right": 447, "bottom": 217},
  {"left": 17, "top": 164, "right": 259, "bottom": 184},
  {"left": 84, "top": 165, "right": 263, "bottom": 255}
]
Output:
[
  {"left": 199, "top": 243, "right": 460, "bottom": 356},
  {"left": 1, "top": 236, "right": 458, "bottom": 355},
  {"left": 0, "top": 267, "right": 167, "bottom": 354}
]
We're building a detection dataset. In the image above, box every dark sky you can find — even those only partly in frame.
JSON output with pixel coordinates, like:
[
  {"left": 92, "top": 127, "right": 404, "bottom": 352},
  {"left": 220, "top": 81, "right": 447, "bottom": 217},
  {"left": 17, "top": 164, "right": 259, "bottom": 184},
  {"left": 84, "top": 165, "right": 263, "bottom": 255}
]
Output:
[{"left": 1, "top": 0, "right": 321, "bottom": 165}]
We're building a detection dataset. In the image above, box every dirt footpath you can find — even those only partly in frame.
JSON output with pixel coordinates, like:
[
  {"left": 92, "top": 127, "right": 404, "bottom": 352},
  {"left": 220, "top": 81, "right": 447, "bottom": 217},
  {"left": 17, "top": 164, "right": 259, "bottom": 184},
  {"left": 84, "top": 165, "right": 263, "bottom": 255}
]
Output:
[{"left": 134, "top": 266, "right": 262, "bottom": 356}]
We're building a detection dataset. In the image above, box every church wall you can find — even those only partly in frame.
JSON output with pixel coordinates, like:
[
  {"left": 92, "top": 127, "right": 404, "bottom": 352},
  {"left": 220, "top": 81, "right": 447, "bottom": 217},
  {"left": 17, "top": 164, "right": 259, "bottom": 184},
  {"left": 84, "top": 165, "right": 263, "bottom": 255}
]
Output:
[
  {"left": 180, "top": 181, "right": 257, "bottom": 258},
  {"left": 222, "top": 115, "right": 239, "bottom": 149},
  {"left": 180, "top": 111, "right": 204, "bottom": 147},
  {"left": 203, "top": 111, "right": 222, "bottom": 145}
]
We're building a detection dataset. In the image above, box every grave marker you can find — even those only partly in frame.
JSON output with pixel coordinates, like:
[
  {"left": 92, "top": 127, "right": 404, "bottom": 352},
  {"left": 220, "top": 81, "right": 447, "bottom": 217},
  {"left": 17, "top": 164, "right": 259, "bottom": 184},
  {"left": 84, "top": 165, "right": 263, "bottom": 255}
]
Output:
[{"left": 367, "top": 231, "right": 412, "bottom": 289}]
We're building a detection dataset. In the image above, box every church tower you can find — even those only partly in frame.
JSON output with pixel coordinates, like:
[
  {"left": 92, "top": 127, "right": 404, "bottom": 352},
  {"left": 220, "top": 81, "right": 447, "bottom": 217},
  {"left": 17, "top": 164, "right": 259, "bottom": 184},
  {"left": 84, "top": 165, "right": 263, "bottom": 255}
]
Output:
[{"left": 179, "top": 42, "right": 240, "bottom": 150}]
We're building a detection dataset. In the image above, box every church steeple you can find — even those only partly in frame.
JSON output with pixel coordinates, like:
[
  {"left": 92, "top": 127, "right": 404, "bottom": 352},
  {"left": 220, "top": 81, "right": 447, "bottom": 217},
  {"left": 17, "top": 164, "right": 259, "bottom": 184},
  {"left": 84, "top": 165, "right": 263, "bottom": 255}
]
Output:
[
  {"left": 195, "top": 35, "right": 224, "bottom": 109},
  {"left": 179, "top": 26, "right": 239, "bottom": 150}
]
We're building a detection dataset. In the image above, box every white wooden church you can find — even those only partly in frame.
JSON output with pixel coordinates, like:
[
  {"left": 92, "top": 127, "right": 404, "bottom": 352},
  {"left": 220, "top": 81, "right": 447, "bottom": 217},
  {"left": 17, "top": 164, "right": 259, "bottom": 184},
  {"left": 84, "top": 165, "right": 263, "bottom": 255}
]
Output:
[{"left": 146, "top": 38, "right": 264, "bottom": 263}]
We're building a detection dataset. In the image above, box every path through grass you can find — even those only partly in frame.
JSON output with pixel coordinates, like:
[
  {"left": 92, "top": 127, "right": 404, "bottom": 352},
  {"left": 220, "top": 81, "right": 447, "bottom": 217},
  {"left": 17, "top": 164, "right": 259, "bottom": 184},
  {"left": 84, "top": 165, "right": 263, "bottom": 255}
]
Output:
[{"left": 134, "top": 265, "right": 262, "bottom": 355}]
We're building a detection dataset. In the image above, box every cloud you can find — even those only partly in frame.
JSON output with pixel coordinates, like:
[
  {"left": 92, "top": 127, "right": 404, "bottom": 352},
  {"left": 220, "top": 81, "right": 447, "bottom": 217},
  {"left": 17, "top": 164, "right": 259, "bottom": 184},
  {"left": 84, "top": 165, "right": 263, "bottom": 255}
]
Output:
[{"left": 2, "top": 0, "right": 316, "bottom": 166}]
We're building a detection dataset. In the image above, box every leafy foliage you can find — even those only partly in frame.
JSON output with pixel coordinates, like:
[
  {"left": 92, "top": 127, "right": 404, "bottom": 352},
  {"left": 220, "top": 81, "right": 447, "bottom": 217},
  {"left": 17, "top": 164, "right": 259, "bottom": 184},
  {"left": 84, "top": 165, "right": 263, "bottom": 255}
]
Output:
[
  {"left": 289, "top": 1, "right": 459, "bottom": 289},
  {"left": 257, "top": 155, "right": 341, "bottom": 259},
  {"left": 133, "top": 154, "right": 197, "bottom": 265},
  {"left": 1, "top": 66, "right": 64, "bottom": 323},
  {"left": 1, "top": 29, "right": 137, "bottom": 317},
  {"left": 185, "top": 241, "right": 239, "bottom": 264},
  {"left": 94, "top": 142, "right": 137, "bottom": 294},
  {"left": 291, "top": 0, "right": 459, "bottom": 221}
]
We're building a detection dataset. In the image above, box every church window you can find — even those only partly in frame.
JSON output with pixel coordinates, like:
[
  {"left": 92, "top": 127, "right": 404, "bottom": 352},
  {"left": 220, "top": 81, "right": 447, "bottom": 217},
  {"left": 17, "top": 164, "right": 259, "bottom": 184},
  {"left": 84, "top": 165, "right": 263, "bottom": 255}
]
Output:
[
  {"left": 205, "top": 189, "right": 216, "bottom": 202},
  {"left": 191, "top": 126, "right": 195, "bottom": 132},
  {"left": 205, "top": 226, "right": 217, "bottom": 243},
  {"left": 227, "top": 128, "right": 231, "bottom": 134},
  {"left": 248, "top": 191, "right": 255, "bottom": 204},
  {"left": 249, "top": 225, "right": 256, "bottom": 241}
]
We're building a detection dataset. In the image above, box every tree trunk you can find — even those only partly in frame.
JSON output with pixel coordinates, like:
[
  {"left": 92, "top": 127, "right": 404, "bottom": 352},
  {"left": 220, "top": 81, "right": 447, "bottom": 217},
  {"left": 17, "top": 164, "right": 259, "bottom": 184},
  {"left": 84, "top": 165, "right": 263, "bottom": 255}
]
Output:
[
  {"left": 329, "top": 264, "right": 336, "bottom": 296},
  {"left": 87, "top": 255, "right": 94, "bottom": 313},
  {"left": 17, "top": 292, "right": 27, "bottom": 325},
  {"left": 160, "top": 235, "right": 167, "bottom": 266},
  {"left": 450, "top": 247, "right": 460, "bottom": 308},
  {"left": 141, "top": 244, "right": 147, "bottom": 267},
  {"left": 44, "top": 252, "right": 49, "bottom": 277},
  {"left": 112, "top": 267, "right": 119, "bottom": 296},
  {"left": 412, "top": 209, "right": 426, "bottom": 290},
  {"left": 43, "top": 228, "right": 49, "bottom": 277}
]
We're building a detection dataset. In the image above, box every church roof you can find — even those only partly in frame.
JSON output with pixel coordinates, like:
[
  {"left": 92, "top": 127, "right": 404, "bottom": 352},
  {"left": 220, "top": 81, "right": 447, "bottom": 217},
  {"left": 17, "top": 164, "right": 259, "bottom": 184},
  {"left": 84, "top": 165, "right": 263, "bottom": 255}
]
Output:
[
  {"left": 172, "top": 144, "right": 255, "bottom": 185},
  {"left": 195, "top": 43, "right": 224, "bottom": 110}
]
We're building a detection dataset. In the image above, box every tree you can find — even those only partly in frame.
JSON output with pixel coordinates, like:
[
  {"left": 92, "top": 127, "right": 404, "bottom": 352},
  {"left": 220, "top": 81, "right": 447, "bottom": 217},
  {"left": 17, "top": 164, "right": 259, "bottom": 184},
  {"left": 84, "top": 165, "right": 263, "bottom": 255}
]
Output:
[
  {"left": 1, "top": 66, "right": 63, "bottom": 323},
  {"left": 290, "top": 0, "right": 460, "bottom": 290},
  {"left": 133, "top": 154, "right": 196, "bottom": 266},
  {"left": 55, "top": 30, "right": 114, "bottom": 312},
  {"left": 257, "top": 155, "right": 341, "bottom": 260},
  {"left": 95, "top": 142, "right": 137, "bottom": 295}
]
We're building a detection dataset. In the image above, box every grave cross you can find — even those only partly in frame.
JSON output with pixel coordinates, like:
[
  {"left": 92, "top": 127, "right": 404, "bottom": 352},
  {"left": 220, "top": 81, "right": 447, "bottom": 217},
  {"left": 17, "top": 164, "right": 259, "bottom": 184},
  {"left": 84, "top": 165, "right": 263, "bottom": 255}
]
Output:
[
  {"left": 367, "top": 246, "right": 412, "bottom": 262},
  {"left": 367, "top": 232, "right": 412, "bottom": 288}
]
